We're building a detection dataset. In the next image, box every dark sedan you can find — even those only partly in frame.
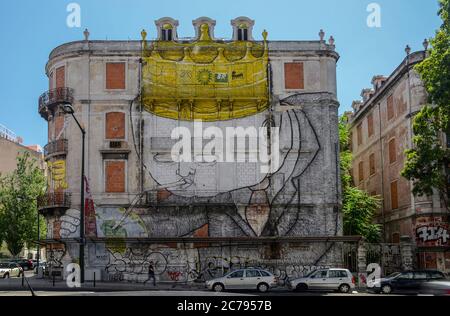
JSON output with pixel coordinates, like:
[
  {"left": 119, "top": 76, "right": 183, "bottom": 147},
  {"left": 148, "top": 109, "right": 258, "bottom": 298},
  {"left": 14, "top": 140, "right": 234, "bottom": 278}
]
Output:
[{"left": 368, "top": 270, "right": 447, "bottom": 294}]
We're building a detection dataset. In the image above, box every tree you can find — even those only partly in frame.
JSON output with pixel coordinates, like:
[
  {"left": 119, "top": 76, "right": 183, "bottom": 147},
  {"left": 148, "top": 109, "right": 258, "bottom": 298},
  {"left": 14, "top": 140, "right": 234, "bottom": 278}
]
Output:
[
  {"left": 402, "top": 0, "right": 450, "bottom": 207},
  {"left": 339, "top": 117, "right": 381, "bottom": 242},
  {"left": 0, "top": 152, "right": 46, "bottom": 257}
]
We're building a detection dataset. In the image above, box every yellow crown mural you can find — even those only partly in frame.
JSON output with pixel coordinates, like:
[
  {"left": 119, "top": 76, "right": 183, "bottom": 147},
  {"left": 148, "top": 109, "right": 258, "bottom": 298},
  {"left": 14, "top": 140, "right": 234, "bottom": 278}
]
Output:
[{"left": 141, "top": 24, "right": 270, "bottom": 121}]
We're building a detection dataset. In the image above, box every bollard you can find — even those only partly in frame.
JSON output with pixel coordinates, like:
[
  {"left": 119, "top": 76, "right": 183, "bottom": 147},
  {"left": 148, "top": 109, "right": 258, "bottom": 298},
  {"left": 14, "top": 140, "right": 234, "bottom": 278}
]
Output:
[
  {"left": 52, "top": 274, "right": 55, "bottom": 287},
  {"left": 94, "top": 272, "right": 96, "bottom": 288},
  {"left": 21, "top": 271, "right": 25, "bottom": 287}
]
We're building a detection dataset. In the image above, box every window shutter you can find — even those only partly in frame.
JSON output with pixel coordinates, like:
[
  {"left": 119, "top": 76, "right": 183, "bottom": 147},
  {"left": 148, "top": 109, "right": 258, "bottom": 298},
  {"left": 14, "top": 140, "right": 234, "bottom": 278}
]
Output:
[
  {"left": 284, "top": 63, "right": 304, "bottom": 90},
  {"left": 387, "top": 95, "right": 394, "bottom": 121},
  {"left": 367, "top": 113, "right": 374, "bottom": 137},
  {"left": 389, "top": 138, "right": 397, "bottom": 163},
  {"left": 391, "top": 181, "right": 399, "bottom": 210}
]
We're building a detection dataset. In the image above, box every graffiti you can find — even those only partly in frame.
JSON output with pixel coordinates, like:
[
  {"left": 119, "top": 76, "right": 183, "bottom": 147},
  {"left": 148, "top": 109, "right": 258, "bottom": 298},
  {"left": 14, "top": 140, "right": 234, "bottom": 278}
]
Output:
[
  {"left": 47, "top": 160, "right": 68, "bottom": 190},
  {"left": 167, "top": 270, "right": 183, "bottom": 282},
  {"left": 416, "top": 225, "right": 449, "bottom": 245},
  {"left": 60, "top": 209, "right": 81, "bottom": 238}
]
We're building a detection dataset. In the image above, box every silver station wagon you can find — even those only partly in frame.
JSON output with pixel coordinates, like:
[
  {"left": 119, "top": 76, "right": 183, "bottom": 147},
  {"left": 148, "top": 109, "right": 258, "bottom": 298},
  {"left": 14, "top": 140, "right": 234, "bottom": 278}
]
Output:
[
  {"left": 288, "top": 268, "right": 356, "bottom": 293},
  {"left": 206, "top": 269, "right": 278, "bottom": 293}
]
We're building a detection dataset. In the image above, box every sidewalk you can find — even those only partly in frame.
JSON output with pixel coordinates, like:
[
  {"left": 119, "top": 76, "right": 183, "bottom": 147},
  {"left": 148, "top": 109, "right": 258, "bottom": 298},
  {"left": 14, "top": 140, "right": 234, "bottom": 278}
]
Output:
[{"left": 0, "top": 275, "right": 208, "bottom": 293}]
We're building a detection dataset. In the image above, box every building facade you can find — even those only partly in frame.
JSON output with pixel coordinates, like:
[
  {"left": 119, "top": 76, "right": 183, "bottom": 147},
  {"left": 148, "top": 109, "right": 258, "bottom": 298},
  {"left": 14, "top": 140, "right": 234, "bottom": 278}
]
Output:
[
  {"left": 37, "top": 17, "right": 347, "bottom": 283},
  {"left": 348, "top": 49, "right": 450, "bottom": 273},
  {"left": 0, "top": 125, "right": 46, "bottom": 260}
]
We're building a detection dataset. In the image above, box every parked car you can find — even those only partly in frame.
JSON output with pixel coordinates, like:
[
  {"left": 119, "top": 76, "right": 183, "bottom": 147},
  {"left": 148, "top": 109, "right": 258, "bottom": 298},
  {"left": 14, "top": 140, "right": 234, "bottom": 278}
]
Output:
[
  {"left": 0, "top": 262, "right": 24, "bottom": 279},
  {"left": 10, "top": 259, "right": 33, "bottom": 271},
  {"left": 206, "top": 269, "right": 278, "bottom": 293},
  {"left": 288, "top": 268, "right": 356, "bottom": 293},
  {"left": 420, "top": 280, "right": 450, "bottom": 296},
  {"left": 367, "top": 270, "right": 447, "bottom": 294}
]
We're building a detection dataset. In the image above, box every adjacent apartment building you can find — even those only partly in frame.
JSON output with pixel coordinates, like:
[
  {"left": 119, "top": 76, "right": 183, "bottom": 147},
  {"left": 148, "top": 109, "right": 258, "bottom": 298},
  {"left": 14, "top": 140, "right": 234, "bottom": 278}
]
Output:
[
  {"left": 348, "top": 47, "right": 450, "bottom": 273},
  {"left": 37, "top": 17, "right": 348, "bottom": 282}
]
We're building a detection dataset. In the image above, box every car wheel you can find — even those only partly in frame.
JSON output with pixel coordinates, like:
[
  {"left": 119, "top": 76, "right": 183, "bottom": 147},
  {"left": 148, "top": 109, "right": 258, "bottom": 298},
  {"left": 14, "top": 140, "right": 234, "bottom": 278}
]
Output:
[
  {"left": 257, "top": 283, "right": 269, "bottom": 293},
  {"left": 213, "top": 283, "right": 224, "bottom": 292},
  {"left": 339, "top": 284, "right": 351, "bottom": 293},
  {"left": 3, "top": 273, "right": 9, "bottom": 279},
  {"left": 296, "top": 283, "right": 308, "bottom": 292},
  {"left": 381, "top": 285, "right": 392, "bottom": 294}
]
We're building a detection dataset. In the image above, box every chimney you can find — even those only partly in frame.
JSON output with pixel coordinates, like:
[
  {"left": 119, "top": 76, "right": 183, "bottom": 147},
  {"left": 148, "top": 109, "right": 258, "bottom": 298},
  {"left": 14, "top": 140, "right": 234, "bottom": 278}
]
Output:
[
  {"left": 361, "top": 88, "right": 375, "bottom": 103},
  {"left": 371, "top": 75, "right": 387, "bottom": 91}
]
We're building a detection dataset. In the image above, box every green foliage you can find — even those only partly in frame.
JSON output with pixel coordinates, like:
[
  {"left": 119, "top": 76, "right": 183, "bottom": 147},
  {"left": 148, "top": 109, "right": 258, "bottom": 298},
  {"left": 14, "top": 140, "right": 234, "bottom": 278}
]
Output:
[
  {"left": 402, "top": 0, "right": 450, "bottom": 205},
  {"left": 0, "top": 152, "right": 46, "bottom": 257},
  {"left": 339, "top": 118, "right": 381, "bottom": 242},
  {"left": 343, "top": 187, "right": 381, "bottom": 243}
]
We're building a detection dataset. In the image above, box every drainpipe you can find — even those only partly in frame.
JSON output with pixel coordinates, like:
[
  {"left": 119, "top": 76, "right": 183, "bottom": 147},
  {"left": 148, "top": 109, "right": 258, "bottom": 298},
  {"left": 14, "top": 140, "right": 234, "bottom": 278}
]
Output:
[{"left": 378, "top": 102, "right": 386, "bottom": 241}]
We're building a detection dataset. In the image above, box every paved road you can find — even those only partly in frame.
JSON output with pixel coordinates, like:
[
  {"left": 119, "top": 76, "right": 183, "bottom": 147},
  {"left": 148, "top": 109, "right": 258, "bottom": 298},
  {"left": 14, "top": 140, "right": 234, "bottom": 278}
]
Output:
[{"left": 0, "top": 290, "right": 390, "bottom": 296}]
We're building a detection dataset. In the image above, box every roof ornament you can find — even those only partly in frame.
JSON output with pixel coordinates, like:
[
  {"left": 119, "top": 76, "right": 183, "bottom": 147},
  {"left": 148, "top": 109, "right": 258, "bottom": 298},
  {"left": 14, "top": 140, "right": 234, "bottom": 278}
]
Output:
[
  {"left": 83, "top": 28, "right": 90, "bottom": 41},
  {"left": 319, "top": 29, "right": 325, "bottom": 42}
]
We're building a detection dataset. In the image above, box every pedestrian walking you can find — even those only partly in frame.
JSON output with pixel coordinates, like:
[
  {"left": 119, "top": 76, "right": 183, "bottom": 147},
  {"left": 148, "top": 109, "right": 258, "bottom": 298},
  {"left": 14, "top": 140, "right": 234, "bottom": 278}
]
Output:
[{"left": 144, "top": 262, "right": 156, "bottom": 286}]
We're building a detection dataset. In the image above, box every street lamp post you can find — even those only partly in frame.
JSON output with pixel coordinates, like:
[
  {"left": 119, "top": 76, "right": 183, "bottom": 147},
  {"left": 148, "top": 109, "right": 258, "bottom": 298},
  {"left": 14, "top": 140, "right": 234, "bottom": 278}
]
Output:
[{"left": 62, "top": 104, "right": 86, "bottom": 284}]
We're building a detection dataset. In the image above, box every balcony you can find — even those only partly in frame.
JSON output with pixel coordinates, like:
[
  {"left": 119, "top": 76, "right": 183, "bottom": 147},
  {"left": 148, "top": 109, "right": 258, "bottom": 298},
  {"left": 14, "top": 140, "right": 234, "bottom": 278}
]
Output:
[
  {"left": 44, "top": 139, "right": 68, "bottom": 160},
  {"left": 38, "top": 87, "right": 74, "bottom": 120},
  {"left": 38, "top": 192, "right": 72, "bottom": 212}
]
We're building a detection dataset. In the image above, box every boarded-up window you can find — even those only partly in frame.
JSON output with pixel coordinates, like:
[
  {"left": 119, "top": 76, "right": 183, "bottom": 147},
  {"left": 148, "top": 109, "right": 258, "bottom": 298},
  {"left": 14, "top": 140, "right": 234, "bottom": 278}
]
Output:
[
  {"left": 357, "top": 124, "right": 363, "bottom": 146},
  {"left": 55, "top": 66, "right": 65, "bottom": 89},
  {"left": 392, "top": 233, "right": 400, "bottom": 244},
  {"left": 358, "top": 161, "right": 364, "bottom": 182},
  {"left": 105, "top": 161, "right": 125, "bottom": 193},
  {"left": 49, "top": 72, "right": 54, "bottom": 90},
  {"left": 54, "top": 114, "right": 65, "bottom": 140},
  {"left": 387, "top": 95, "right": 394, "bottom": 121},
  {"left": 106, "top": 112, "right": 125, "bottom": 139},
  {"left": 391, "top": 180, "right": 399, "bottom": 210},
  {"left": 389, "top": 138, "right": 397, "bottom": 164},
  {"left": 367, "top": 113, "right": 374, "bottom": 137},
  {"left": 369, "top": 153, "right": 376, "bottom": 176},
  {"left": 284, "top": 63, "right": 304, "bottom": 90},
  {"left": 106, "top": 63, "right": 126, "bottom": 90}
]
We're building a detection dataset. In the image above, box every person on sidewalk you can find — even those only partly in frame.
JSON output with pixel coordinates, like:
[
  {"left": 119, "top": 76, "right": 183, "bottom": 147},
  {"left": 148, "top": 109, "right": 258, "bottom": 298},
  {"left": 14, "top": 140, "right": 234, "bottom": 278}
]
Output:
[{"left": 144, "top": 262, "right": 156, "bottom": 286}]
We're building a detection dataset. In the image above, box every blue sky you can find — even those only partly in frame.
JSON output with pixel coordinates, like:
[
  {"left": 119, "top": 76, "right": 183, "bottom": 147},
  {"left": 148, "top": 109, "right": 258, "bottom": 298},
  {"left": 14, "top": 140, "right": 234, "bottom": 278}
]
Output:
[{"left": 0, "top": 0, "right": 442, "bottom": 146}]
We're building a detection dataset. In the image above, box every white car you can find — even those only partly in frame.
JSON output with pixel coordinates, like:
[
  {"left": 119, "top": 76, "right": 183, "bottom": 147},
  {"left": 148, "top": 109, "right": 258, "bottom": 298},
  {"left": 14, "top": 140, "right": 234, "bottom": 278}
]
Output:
[
  {"left": 206, "top": 269, "right": 278, "bottom": 293},
  {"left": 288, "top": 268, "right": 356, "bottom": 293},
  {"left": 0, "top": 262, "right": 23, "bottom": 279}
]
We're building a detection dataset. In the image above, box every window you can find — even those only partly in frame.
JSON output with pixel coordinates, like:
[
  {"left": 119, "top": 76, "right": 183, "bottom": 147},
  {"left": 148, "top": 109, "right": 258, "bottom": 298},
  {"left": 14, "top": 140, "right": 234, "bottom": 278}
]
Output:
[
  {"left": 369, "top": 153, "right": 376, "bottom": 176},
  {"left": 387, "top": 95, "right": 394, "bottom": 121},
  {"left": 259, "top": 270, "right": 271, "bottom": 277},
  {"left": 49, "top": 72, "right": 54, "bottom": 90},
  {"left": 284, "top": 63, "right": 304, "bottom": 90},
  {"left": 329, "top": 270, "right": 348, "bottom": 278},
  {"left": 106, "top": 112, "right": 125, "bottom": 140},
  {"left": 311, "top": 270, "right": 328, "bottom": 279},
  {"left": 390, "top": 180, "right": 399, "bottom": 210},
  {"left": 106, "top": 63, "right": 126, "bottom": 90},
  {"left": 161, "top": 24, "right": 173, "bottom": 41},
  {"left": 389, "top": 138, "right": 397, "bottom": 164},
  {"left": 238, "top": 27, "right": 248, "bottom": 41},
  {"left": 55, "top": 66, "right": 65, "bottom": 89},
  {"left": 105, "top": 161, "right": 126, "bottom": 193},
  {"left": 414, "top": 272, "right": 428, "bottom": 280},
  {"left": 428, "top": 271, "right": 445, "bottom": 280},
  {"left": 358, "top": 161, "right": 364, "bottom": 182},
  {"left": 367, "top": 113, "right": 374, "bottom": 137},
  {"left": 398, "top": 272, "right": 413, "bottom": 280},
  {"left": 392, "top": 233, "right": 400, "bottom": 244},
  {"left": 228, "top": 270, "right": 244, "bottom": 278},
  {"left": 246, "top": 270, "right": 261, "bottom": 278},
  {"left": 357, "top": 124, "right": 363, "bottom": 146}
]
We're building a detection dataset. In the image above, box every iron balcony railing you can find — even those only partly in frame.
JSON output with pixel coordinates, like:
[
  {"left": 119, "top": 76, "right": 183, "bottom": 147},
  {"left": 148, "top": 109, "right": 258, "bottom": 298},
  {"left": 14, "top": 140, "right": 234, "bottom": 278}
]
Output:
[
  {"left": 44, "top": 139, "right": 68, "bottom": 159},
  {"left": 38, "top": 87, "right": 74, "bottom": 119},
  {"left": 38, "top": 192, "right": 72, "bottom": 211}
]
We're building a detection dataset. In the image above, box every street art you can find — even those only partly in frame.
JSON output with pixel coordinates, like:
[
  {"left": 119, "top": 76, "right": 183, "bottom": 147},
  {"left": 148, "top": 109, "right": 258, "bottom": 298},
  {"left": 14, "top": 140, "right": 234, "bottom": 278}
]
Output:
[
  {"left": 47, "top": 160, "right": 68, "bottom": 190},
  {"left": 415, "top": 217, "right": 450, "bottom": 246}
]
